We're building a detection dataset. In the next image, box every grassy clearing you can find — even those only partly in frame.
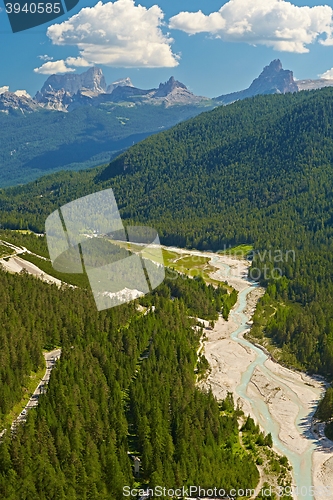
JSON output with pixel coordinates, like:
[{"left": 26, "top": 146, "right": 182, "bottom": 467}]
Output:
[
  {"left": 218, "top": 244, "right": 253, "bottom": 258},
  {"left": 7, "top": 233, "right": 240, "bottom": 292},
  {"left": 107, "top": 240, "right": 228, "bottom": 286},
  {"left": 106, "top": 240, "right": 245, "bottom": 287},
  {"left": 167, "top": 253, "right": 219, "bottom": 282},
  {"left": 165, "top": 252, "right": 231, "bottom": 288},
  {"left": 161, "top": 249, "right": 179, "bottom": 265}
]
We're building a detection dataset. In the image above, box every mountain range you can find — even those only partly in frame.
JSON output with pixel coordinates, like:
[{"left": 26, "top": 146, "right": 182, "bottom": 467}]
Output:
[
  {"left": 2, "top": 60, "right": 333, "bottom": 115},
  {"left": 0, "top": 68, "right": 209, "bottom": 113},
  {"left": 1, "top": 59, "right": 333, "bottom": 187}
]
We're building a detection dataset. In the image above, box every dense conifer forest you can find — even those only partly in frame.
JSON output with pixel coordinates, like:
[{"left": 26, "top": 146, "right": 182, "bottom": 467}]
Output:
[
  {"left": 0, "top": 264, "right": 265, "bottom": 498},
  {"left": 0, "top": 103, "right": 210, "bottom": 188}
]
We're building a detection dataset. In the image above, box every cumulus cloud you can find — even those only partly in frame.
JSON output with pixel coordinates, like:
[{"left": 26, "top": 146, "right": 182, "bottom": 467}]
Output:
[
  {"left": 34, "top": 60, "right": 76, "bottom": 74},
  {"left": 42, "top": 0, "right": 179, "bottom": 68},
  {"left": 169, "top": 0, "right": 333, "bottom": 53},
  {"left": 319, "top": 68, "right": 333, "bottom": 79},
  {"left": 65, "top": 57, "right": 91, "bottom": 67},
  {"left": 34, "top": 56, "right": 91, "bottom": 74}
]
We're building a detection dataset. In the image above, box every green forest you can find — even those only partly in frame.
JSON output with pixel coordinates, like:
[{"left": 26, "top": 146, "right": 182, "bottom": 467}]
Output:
[
  {"left": 0, "top": 259, "right": 273, "bottom": 499},
  {"left": 0, "top": 102, "right": 211, "bottom": 188}
]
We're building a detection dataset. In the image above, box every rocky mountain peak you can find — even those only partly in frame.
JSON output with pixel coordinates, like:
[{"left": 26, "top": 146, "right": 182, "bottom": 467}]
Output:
[
  {"left": 262, "top": 59, "right": 283, "bottom": 74},
  {"left": 156, "top": 77, "right": 187, "bottom": 97},
  {"left": 248, "top": 59, "right": 298, "bottom": 95},
  {"left": 80, "top": 67, "right": 106, "bottom": 93},
  {"left": 0, "top": 91, "right": 39, "bottom": 114},
  {"left": 216, "top": 59, "right": 298, "bottom": 104},
  {"left": 0, "top": 86, "right": 10, "bottom": 94},
  {"left": 39, "top": 67, "right": 106, "bottom": 96}
]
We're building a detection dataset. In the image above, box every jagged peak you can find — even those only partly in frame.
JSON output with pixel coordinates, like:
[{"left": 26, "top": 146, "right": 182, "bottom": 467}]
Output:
[
  {"left": 262, "top": 59, "right": 283, "bottom": 74},
  {"left": 155, "top": 77, "right": 188, "bottom": 97},
  {"left": 39, "top": 67, "right": 107, "bottom": 96}
]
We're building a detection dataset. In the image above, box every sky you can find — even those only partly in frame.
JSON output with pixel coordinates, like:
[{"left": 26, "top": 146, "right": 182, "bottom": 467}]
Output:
[{"left": 1, "top": 0, "right": 333, "bottom": 97}]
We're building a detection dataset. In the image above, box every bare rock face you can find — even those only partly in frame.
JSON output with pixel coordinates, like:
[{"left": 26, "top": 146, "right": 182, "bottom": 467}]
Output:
[
  {"left": 80, "top": 67, "right": 106, "bottom": 93},
  {"left": 35, "top": 67, "right": 207, "bottom": 109},
  {"left": 40, "top": 67, "right": 107, "bottom": 96},
  {"left": 35, "top": 89, "right": 73, "bottom": 111},
  {"left": 155, "top": 76, "right": 187, "bottom": 97},
  {"left": 296, "top": 79, "right": 333, "bottom": 91},
  {"left": 0, "top": 91, "right": 40, "bottom": 114},
  {"left": 106, "top": 77, "right": 134, "bottom": 94},
  {"left": 108, "top": 76, "right": 208, "bottom": 106},
  {"left": 247, "top": 59, "right": 298, "bottom": 95},
  {"left": 216, "top": 59, "right": 298, "bottom": 104}
]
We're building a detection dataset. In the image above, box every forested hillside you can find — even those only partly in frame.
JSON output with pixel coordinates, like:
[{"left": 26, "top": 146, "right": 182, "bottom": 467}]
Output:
[
  {"left": 0, "top": 103, "right": 208, "bottom": 188},
  {"left": 1, "top": 88, "right": 333, "bottom": 407},
  {"left": 0, "top": 262, "right": 268, "bottom": 499}
]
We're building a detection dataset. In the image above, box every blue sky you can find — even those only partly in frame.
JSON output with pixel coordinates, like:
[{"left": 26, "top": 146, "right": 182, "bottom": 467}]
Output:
[{"left": 1, "top": 0, "right": 333, "bottom": 97}]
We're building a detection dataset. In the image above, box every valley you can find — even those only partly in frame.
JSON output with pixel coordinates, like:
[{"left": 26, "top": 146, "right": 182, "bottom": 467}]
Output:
[
  {"left": 2, "top": 59, "right": 333, "bottom": 188},
  {"left": 1, "top": 232, "right": 332, "bottom": 498},
  {"left": 153, "top": 245, "right": 333, "bottom": 500},
  {"left": 1, "top": 83, "right": 333, "bottom": 497}
]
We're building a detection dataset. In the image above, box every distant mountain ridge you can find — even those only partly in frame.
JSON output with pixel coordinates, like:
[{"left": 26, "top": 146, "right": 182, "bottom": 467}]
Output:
[
  {"left": 215, "top": 60, "right": 298, "bottom": 104},
  {"left": 40, "top": 67, "right": 107, "bottom": 95},
  {"left": 2, "top": 61, "right": 333, "bottom": 187},
  {"left": 34, "top": 69, "right": 207, "bottom": 110},
  {"left": 2, "top": 61, "right": 333, "bottom": 115},
  {"left": 215, "top": 59, "right": 333, "bottom": 104},
  {"left": 0, "top": 68, "right": 208, "bottom": 112}
]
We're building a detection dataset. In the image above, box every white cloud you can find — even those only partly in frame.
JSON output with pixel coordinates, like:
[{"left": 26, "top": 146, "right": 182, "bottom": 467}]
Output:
[
  {"left": 34, "top": 56, "right": 91, "bottom": 74},
  {"left": 319, "top": 68, "right": 333, "bottom": 79},
  {"left": 38, "top": 55, "right": 54, "bottom": 61},
  {"left": 44, "top": 0, "right": 179, "bottom": 68},
  {"left": 34, "top": 60, "right": 76, "bottom": 74},
  {"left": 169, "top": 0, "right": 333, "bottom": 53},
  {"left": 65, "top": 57, "right": 90, "bottom": 67}
]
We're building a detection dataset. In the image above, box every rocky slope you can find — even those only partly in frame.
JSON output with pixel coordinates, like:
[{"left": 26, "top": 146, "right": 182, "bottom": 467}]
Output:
[
  {"left": 215, "top": 59, "right": 298, "bottom": 104},
  {"left": 296, "top": 78, "right": 333, "bottom": 91},
  {"left": 106, "top": 76, "right": 208, "bottom": 106},
  {"left": 3, "top": 62, "right": 333, "bottom": 114},
  {"left": 40, "top": 67, "right": 107, "bottom": 95},
  {"left": 0, "top": 91, "right": 40, "bottom": 114}
]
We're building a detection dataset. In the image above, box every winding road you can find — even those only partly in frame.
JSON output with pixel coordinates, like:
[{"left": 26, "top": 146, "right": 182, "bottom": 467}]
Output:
[{"left": 0, "top": 349, "right": 61, "bottom": 439}]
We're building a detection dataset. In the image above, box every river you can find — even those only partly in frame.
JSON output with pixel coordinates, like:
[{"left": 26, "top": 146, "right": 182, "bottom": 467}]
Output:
[
  {"left": 162, "top": 247, "right": 333, "bottom": 500},
  {"left": 206, "top": 253, "right": 333, "bottom": 500}
]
